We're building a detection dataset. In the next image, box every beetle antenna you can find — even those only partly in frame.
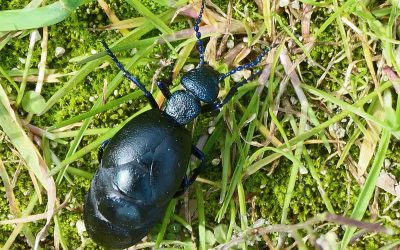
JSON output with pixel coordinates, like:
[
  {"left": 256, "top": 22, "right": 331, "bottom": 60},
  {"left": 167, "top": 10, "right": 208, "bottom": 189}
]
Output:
[
  {"left": 218, "top": 43, "right": 278, "bottom": 81},
  {"left": 202, "top": 70, "right": 262, "bottom": 112},
  {"left": 194, "top": 0, "right": 206, "bottom": 67},
  {"left": 101, "top": 40, "right": 159, "bottom": 109}
]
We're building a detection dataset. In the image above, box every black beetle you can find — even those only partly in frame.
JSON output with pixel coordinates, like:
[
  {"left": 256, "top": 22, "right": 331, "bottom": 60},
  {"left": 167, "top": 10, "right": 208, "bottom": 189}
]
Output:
[{"left": 83, "top": 0, "right": 275, "bottom": 248}]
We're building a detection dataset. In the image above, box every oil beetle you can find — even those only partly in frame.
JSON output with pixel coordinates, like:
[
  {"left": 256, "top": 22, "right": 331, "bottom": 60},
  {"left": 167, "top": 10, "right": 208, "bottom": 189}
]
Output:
[{"left": 83, "top": 0, "right": 275, "bottom": 248}]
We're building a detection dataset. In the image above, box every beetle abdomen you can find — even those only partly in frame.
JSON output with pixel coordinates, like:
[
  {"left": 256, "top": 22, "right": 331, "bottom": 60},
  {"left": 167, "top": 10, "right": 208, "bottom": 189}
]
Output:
[{"left": 84, "top": 109, "right": 192, "bottom": 248}]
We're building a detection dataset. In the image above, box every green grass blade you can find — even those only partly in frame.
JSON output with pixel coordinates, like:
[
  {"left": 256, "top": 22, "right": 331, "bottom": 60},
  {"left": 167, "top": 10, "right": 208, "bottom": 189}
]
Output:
[
  {"left": 39, "top": 60, "right": 102, "bottom": 115},
  {"left": 340, "top": 128, "right": 391, "bottom": 249},
  {"left": 301, "top": 83, "right": 393, "bottom": 131},
  {"left": 155, "top": 199, "right": 177, "bottom": 248},
  {"left": 281, "top": 103, "right": 307, "bottom": 224},
  {"left": 54, "top": 215, "right": 69, "bottom": 250},
  {"left": 303, "top": 149, "right": 335, "bottom": 214},
  {"left": 0, "top": 82, "right": 49, "bottom": 189},
  {"left": 313, "top": 0, "right": 357, "bottom": 39},
  {"left": 226, "top": 200, "right": 236, "bottom": 242},
  {"left": 0, "top": 0, "right": 87, "bottom": 31},
  {"left": 49, "top": 106, "right": 150, "bottom": 176},
  {"left": 245, "top": 82, "right": 392, "bottom": 176},
  {"left": 2, "top": 192, "right": 39, "bottom": 249},
  {"left": 0, "top": 65, "right": 20, "bottom": 94},
  {"left": 50, "top": 91, "right": 142, "bottom": 130},
  {"left": 217, "top": 91, "right": 260, "bottom": 221},
  {"left": 77, "top": 9, "right": 175, "bottom": 64},
  {"left": 220, "top": 132, "right": 232, "bottom": 203},
  {"left": 124, "top": 0, "right": 173, "bottom": 34},
  {"left": 171, "top": 214, "right": 192, "bottom": 232},
  {"left": 196, "top": 183, "right": 206, "bottom": 250},
  {"left": 237, "top": 180, "right": 248, "bottom": 250}
]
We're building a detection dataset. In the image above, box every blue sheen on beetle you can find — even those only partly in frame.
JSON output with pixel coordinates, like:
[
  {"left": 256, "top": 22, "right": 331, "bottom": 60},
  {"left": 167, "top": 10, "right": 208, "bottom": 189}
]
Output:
[
  {"left": 165, "top": 90, "right": 201, "bottom": 125},
  {"left": 181, "top": 66, "right": 220, "bottom": 103},
  {"left": 83, "top": 0, "right": 276, "bottom": 248}
]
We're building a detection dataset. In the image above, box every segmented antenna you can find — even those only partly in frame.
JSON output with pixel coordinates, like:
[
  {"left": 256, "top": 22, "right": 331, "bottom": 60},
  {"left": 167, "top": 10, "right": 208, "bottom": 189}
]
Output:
[
  {"left": 101, "top": 40, "right": 158, "bottom": 109},
  {"left": 194, "top": 0, "right": 206, "bottom": 67},
  {"left": 218, "top": 43, "right": 278, "bottom": 81}
]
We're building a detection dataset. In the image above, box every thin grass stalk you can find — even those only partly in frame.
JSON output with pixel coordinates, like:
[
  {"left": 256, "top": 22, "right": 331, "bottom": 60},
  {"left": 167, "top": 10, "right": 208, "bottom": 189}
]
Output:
[
  {"left": 245, "top": 81, "right": 392, "bottom": 176},
  {"left": 237, "top": 180, "right": 248, "bottom": 250},
  {"left": 2, "top": 192, "right": 39, "bottom": 250},
  {"left": 226, "top": 200, "right": 236, "bottom": 242},
  {"left": 16, "top": 31, "right": 39, "bottom": 106},
  {"left": 340, "top": 128, "right": 391, "bottom": 249},
  {"left": 196, "top": 183, "right": 206, "bottom": 250},
  {"left": 155, "top": 199, "right": 177, "bottom": 248}
]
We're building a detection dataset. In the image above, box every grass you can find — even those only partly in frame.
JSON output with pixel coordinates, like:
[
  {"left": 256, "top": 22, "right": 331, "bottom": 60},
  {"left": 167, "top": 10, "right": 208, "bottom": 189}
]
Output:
[{"left": 0, "top": 0, "right": 400, "bottom": 249}]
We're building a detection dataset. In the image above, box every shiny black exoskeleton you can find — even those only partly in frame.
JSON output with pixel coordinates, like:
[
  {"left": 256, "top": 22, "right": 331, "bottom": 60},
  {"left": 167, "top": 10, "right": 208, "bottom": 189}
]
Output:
[{"left": 83, "top": 0, "right": 275, "bottom": 248}]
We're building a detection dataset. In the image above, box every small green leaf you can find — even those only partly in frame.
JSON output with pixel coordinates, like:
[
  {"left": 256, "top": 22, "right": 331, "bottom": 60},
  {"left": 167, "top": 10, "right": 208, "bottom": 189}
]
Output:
[
  {"left": 205, "top": 229, "right": 216, "bottom": 247},
  {"left": 22, "top": 91, "right": 46, "bottom": 114},
  {"left": 214, "top": 224, "right": 228, "bottom": 244}
]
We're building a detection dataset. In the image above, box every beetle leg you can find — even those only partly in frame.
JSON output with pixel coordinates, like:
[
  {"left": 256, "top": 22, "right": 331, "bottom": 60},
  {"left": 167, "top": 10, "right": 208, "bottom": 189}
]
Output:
[
  {"left": 188, "top": 145, "right": 206, "bottom": 184},
  {"left": 173, "top": 145, "right": 205, "bottom": 197},
  {"left": 201, "top": 70, "right": 262, "bottom": 112},
  {"left": 97, "top": 139, "right": 110, "bottom": 162},
  {"left": 156, "top": 81, "right": 172, "bottom": 99},
  {"left": 100, "top": 40, "right": 159, "bottom": 109},
  {"left": 173, "top": 177, "right": 190, "bottom": 197}
]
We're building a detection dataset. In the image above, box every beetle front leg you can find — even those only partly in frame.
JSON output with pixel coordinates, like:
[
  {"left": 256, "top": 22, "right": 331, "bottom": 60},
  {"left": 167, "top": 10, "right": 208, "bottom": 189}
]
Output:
[
  {"left": 173, "top": 145, "right": 205, "bottom": 197},
  {"left": 156, "top": 59, "right": 176, "bottom": 99},
  {"left": 97, "top": 139, "right": 110, "bottom": 162}
]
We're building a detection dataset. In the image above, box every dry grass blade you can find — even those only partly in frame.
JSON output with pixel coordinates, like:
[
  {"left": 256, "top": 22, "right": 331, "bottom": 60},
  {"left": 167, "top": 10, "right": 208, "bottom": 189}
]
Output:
[
  {"left": 97, "top": 0, "right": 129, "bottom": 35},
  {"left": 0, "top": 159, "right": 19, "bottom": 215},
  {"left": 0, "top": 192, "right": 70, "bottom": 225},
  {"left": 357, "top": 105, "right": 384, "bottom": 177},
  {"left": 216, "top": 213, "right": 390, "bottom": 250},
  {"left": 0, "top": 81, "right": 56, "bottom": 250}
]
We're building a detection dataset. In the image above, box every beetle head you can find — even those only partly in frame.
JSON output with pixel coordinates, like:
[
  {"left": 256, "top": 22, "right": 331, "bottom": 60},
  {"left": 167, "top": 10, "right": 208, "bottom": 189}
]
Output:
[{"left": 181, "top": 65, "right": 220, "bottom": 104}]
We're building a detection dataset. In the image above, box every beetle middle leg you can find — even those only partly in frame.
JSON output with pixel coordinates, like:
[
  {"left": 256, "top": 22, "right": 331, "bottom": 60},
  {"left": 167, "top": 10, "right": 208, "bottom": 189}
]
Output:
[{"left": 174, "top": 145, "right": 205, "bottom": 197}]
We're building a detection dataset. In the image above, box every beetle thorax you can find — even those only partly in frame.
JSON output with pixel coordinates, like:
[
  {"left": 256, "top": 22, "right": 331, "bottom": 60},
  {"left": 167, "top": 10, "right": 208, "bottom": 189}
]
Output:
[{"left": 164, "top": 90, "right": 201, "bottom": 125}]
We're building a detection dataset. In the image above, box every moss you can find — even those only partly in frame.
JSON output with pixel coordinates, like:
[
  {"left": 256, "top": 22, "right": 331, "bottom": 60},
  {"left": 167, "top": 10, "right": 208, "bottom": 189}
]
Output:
[
  {"left": 0, "top": 0, "right": 31, "bottom": 11},
  {"left": 0, "top": 145, "right": 47, "bottom": 247}
]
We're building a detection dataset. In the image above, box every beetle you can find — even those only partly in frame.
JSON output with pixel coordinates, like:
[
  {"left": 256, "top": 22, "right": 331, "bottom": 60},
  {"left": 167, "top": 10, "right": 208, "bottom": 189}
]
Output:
[{"left": 83, "top": 0, "right": 276, "bottom": 248}]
